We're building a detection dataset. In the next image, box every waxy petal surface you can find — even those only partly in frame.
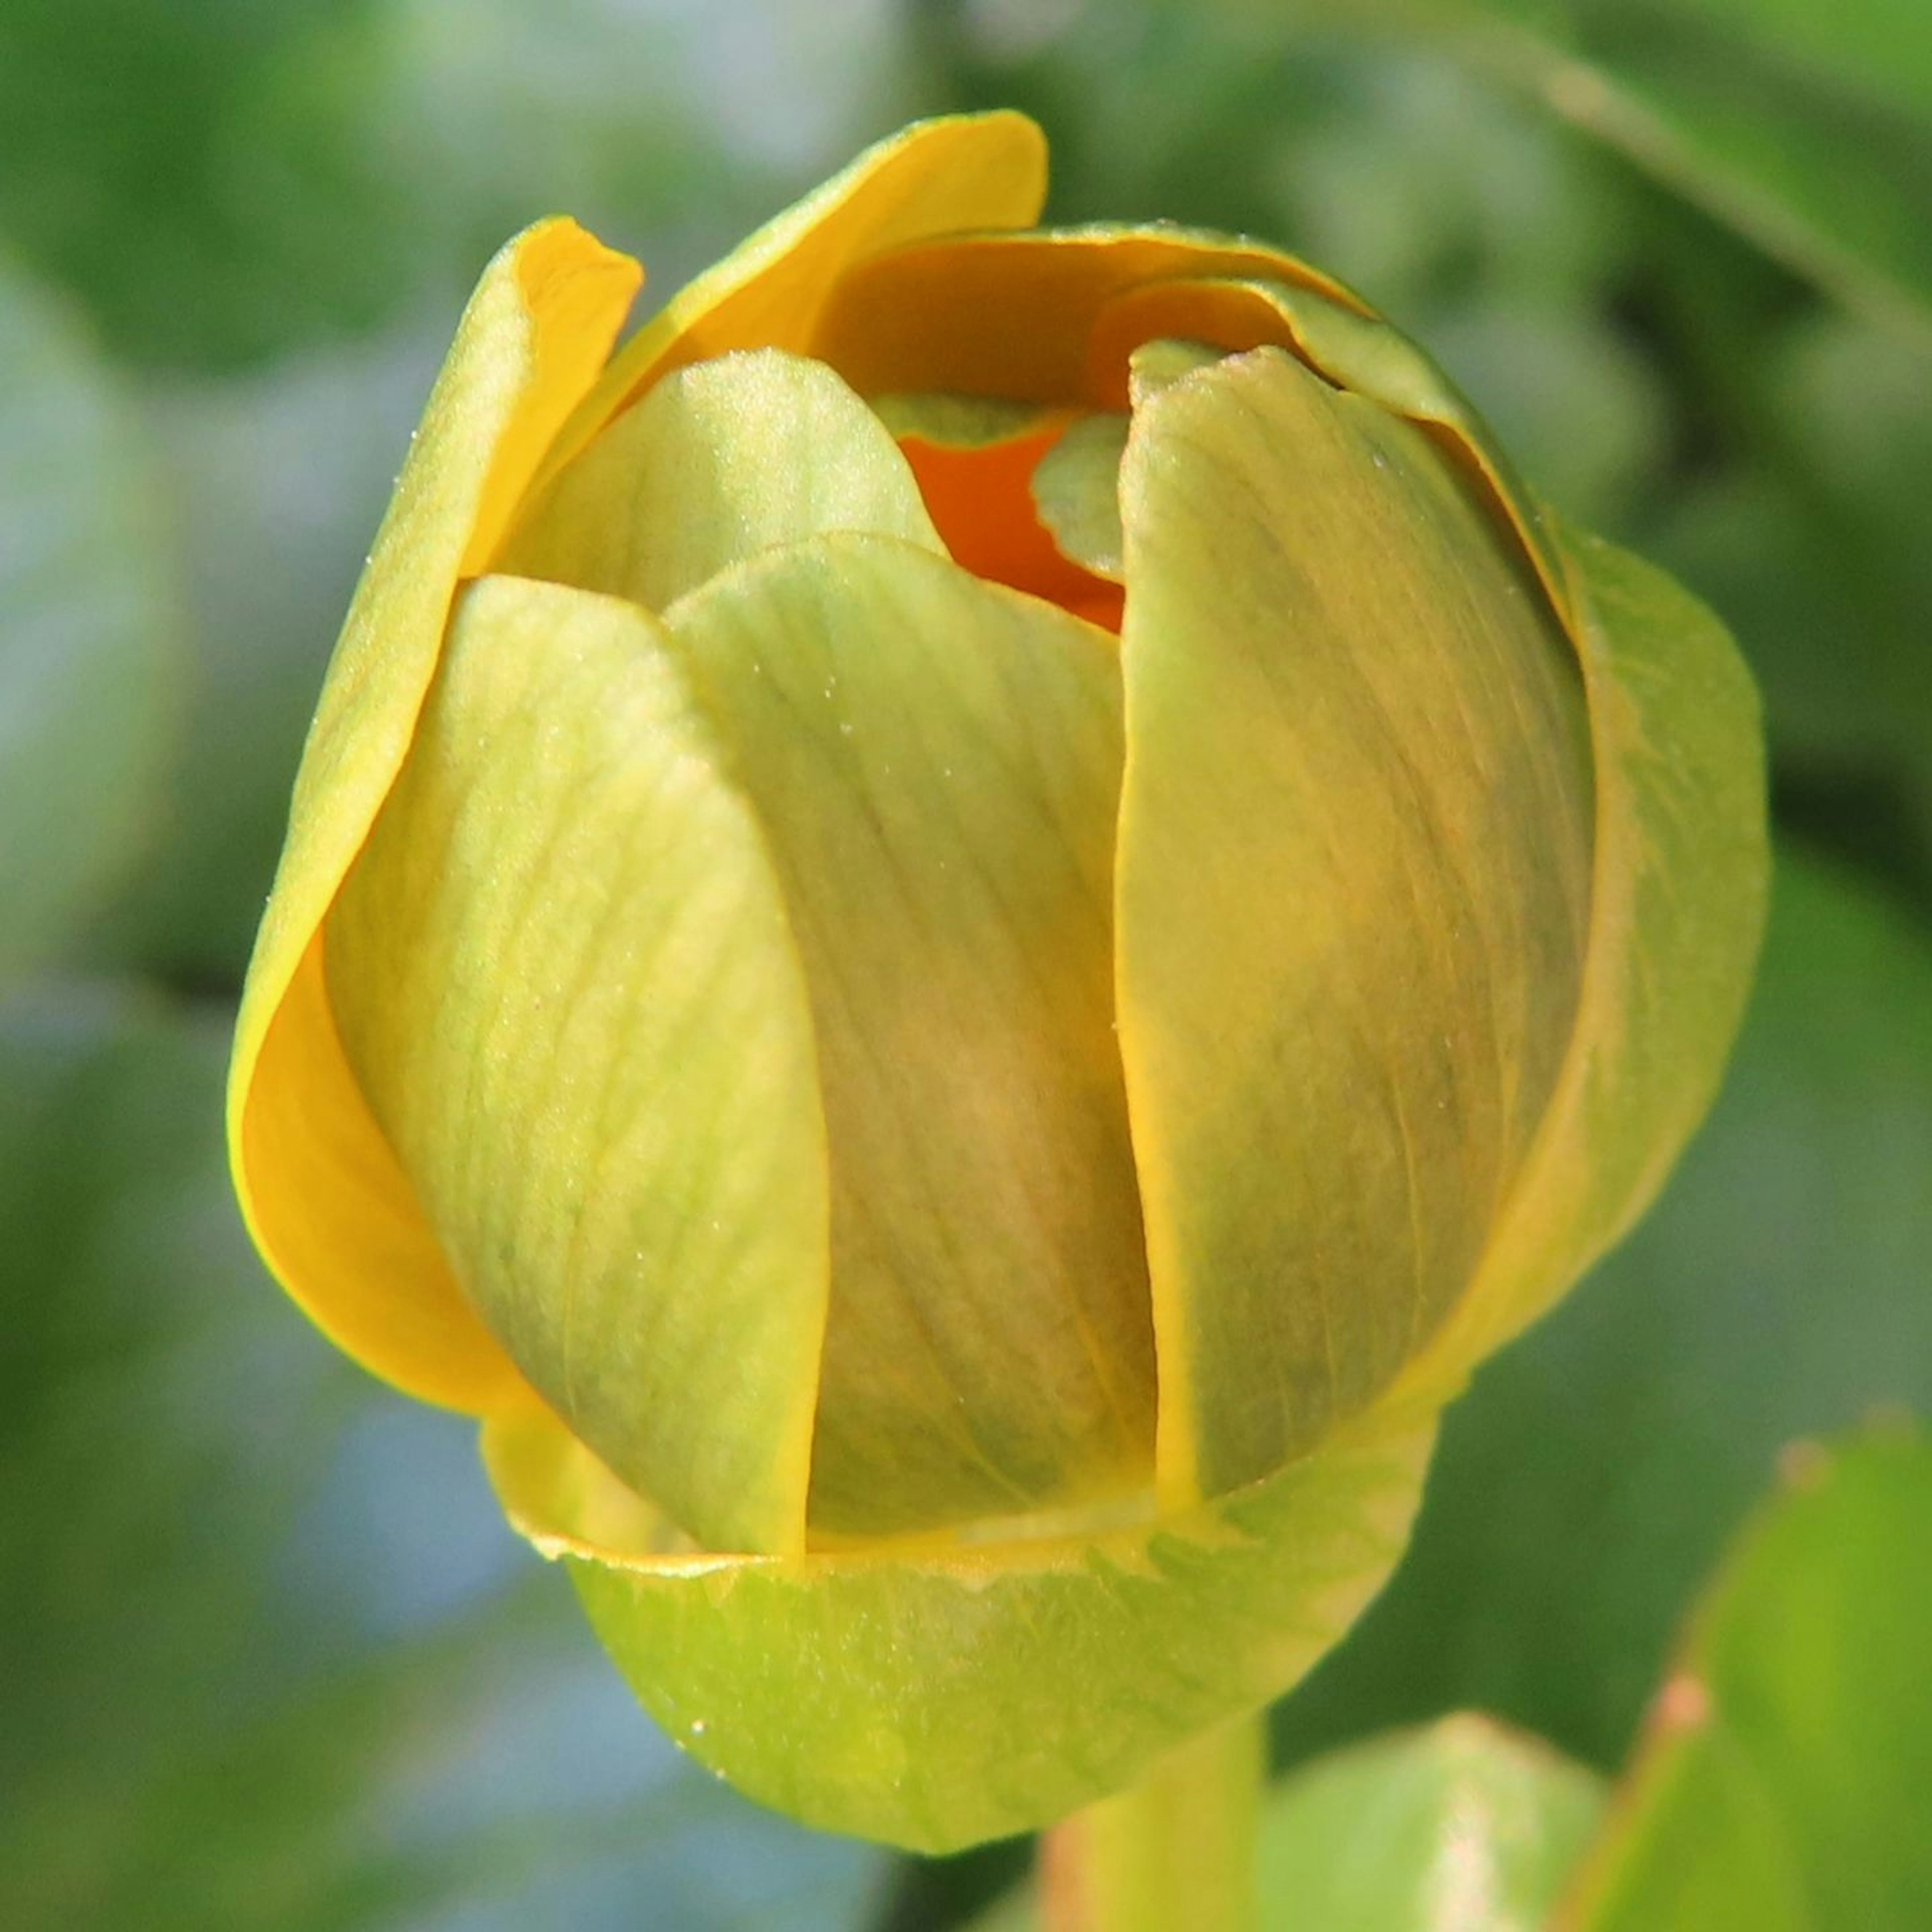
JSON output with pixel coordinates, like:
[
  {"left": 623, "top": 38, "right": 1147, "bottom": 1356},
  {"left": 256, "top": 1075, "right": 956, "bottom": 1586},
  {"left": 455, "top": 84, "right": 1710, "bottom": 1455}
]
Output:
[
  {"left": 227, "top": 220, "right": 639, "bottom": 1411},
  {"left": 1115, "top": 348, "right": 1596, "bottom": 1506},
  {"left": 327, "top": 575, "right": 829, "bottom": 1557},
  {"left": 815, "top": 226, "right": 1366, "bottom": 404},
  {"left": 663, "top": 534, "right": 1154, "bottom": 1539},
  {"left": 532, "top": 112, "right": 1048, "bottom": 500},
  {"left": 1388, "top": 528, "right": 1768, "bottom": 1408},
  {"left": 499, "top": 348, "right": 942, "bottom": 611}
]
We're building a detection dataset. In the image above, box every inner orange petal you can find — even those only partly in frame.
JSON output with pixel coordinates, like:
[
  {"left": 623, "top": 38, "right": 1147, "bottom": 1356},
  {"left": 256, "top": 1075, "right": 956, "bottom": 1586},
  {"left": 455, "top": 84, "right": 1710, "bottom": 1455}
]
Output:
[{"left": 896, "top": 425, "right": 1125, "bottom": 633}]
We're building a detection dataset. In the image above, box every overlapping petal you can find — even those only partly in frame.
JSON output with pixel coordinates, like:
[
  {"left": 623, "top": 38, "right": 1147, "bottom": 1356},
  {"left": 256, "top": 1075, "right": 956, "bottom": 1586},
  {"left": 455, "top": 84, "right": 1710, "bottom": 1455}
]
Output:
[
  {"left": 661, "top": 535, "right": 1153, "bottom": 1539},
  {"left": 1385, "top": 528, "right": 1769, "bottom": 1412},
  {"left": 327, "top": 575, "right": 830, "bottom": 1556},
  {"left": 1114, "top": 346, "right": 1596, "bottom": 1506},
  {"left": 227, "top": 219, "right": 639, "bottom": 1410}
]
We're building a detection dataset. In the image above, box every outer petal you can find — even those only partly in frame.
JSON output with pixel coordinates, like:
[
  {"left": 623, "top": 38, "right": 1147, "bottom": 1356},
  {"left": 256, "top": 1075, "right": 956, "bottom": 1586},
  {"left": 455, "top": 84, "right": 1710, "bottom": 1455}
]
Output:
[
  {"left": 1114, "top": 348, "right": 1596, "bottom": 1508},
  {"left": 327, "top": 575, "right": 832, "bottom": 1557},
  {"left": 226, "top": 220, "right": 640, "bottom": 1411},
  {"left": 1384, "top": 527, "right": 1769, "bottom": 1411},
  {"left": 480, "top": 1400, "right": 1433, "bottom": 1854},
  {"left": 525, "top": 112, "right": 1049, "bottom": 507}
]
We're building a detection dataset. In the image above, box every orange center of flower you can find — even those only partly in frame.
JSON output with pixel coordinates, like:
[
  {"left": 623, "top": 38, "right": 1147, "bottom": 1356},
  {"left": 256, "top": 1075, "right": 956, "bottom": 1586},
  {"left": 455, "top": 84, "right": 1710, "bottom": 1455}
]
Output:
[{"left": 894, "top": 423, "right": 1125, "bottom": 633}]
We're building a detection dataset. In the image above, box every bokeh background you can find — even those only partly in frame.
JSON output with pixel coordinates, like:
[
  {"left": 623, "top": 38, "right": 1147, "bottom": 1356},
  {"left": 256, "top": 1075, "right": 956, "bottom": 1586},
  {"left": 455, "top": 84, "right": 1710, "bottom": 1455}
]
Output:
[{"left": 3, "top": 1, "right": 1928, "bottom": 1926}]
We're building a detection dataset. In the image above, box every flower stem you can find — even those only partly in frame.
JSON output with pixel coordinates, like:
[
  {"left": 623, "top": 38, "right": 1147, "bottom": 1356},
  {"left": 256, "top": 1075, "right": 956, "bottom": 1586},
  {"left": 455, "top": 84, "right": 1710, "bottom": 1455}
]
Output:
[{"left": 1038, "top": 1714, "right": 1264, "bottom": 1932}]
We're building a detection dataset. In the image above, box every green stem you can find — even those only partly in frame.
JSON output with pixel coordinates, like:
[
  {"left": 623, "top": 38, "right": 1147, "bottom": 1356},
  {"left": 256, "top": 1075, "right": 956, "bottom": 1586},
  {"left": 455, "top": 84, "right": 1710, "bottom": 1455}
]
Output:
[{"left": 1038, "top": 1714, "right": 1265, "bottom": 1932}]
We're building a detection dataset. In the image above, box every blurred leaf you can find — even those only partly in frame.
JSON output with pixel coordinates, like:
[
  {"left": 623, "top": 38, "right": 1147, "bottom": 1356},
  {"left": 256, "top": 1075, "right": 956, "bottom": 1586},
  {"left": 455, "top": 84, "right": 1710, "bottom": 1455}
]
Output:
[
  {"left": 85, "top": 330, "right": 445, "bottom": 987},
  {"left": 1254, "top": 1717, "right": 1605, "bottom": 1931},
  {"left": 0, "top": 986, "right": 886, "bottom": 1930},
  {"left": 960, "top": 1715, "right": 1602, "bottom": 1931},
  {"left": 0, "top": 253, "right": 176, "bottom": 987},
  {"left": 0, "top": 0, "right": 900, "bottom": 373},
  {"left": 1648, "top": 307, "right": 1932, "bottom": 891},
  {"left": 1565, "top": 1430, "right": 1932, "bottom": 1930},
  {"left": 1349, "top": 0, "right": 1932, "bottom": 341},
  {"left": 1274, "top": 848, "right": 1932, "bottom": 1773}
]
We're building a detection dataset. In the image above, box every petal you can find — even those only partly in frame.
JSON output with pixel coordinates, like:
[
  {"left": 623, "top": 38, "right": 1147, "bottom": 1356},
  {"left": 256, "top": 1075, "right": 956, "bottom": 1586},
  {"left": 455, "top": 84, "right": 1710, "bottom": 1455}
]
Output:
[
  {"left": 1115, "top": 348, "right": 1596, "bottom": 1508},
  {"left": 814, "top": 225, "right": 1367, "bottom": 404},
  {"left": 1031, "top": 410, "right": 1130, "bottom": 582},
  {"left": 662, "top": 534, "right": 1154, "bottom": 1540},
  {"left": 326, "top": 574, "right": 830, "bottom": 1557},
  {"left": 481, "top": 1399, "right": 1434, "bottom": 1853},
  {"left": 498, "top": 347, "right": 943, "bottom": 611},
  {"left": 529, "top": 112, "right": 1049, "bottom": 503},
  {"left": 890, "top": 411, "right": 1123, "bottom": 627},
  {"left": 227, "top": 219, "right": 640, "bottom": 1412},
  {"left": 1385, "top": 527, "right": 1768, "bottom": 1409},
  {"left": 1085, "top": 275, "right": 1575, "bottom": 631}
]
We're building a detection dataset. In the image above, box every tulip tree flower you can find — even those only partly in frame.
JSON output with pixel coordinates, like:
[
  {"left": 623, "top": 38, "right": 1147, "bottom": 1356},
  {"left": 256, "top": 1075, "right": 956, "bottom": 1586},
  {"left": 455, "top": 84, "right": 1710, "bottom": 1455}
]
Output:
[{"left": 227, "top": 113, "right": 1766, "bottom": 1878}]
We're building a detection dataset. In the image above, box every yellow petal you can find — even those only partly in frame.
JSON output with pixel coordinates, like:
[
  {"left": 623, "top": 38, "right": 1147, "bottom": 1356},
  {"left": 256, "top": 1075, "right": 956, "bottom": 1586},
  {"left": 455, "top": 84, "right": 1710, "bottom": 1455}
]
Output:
[
  {"left": 662, "top": 534, "right": 1155, "bottom": 1540},
  {"left": 227, "top": 219, "right": 640, "bottom": 1413},
  {"left": 1086, "top": 275, "right": 1574, "bottom": 630},
  {"left": 1114, "top": 348, "right": 1596, "bottom": 1508},
  {"left": 814, "top": 225, "right": 1368, "bottom": 404},
  {"left": 327, "top": 574, "right": 830, "bottom": 1556},
  {"left": 1384, "top": 527, "right": 1768, "bottom": 1410},
  {"left": 528, "top": 111, "right": 1049, "bottom": 504},
  {"left": 498, "top": 348, "right": 942, "bottom": 611}
]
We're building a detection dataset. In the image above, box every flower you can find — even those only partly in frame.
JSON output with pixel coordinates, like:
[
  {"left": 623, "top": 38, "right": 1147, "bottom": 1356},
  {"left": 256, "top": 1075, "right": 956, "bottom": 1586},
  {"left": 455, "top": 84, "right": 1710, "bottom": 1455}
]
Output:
[{"left": 228, "top": 113, "right": 1766, "bottom": 1850}]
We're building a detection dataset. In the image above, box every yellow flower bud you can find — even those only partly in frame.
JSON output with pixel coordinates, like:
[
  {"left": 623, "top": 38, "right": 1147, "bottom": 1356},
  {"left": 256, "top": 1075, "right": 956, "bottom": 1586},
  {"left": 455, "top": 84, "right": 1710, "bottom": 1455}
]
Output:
[{"left": 228, "top": 113, "right": 1766, "bottom": 1849}]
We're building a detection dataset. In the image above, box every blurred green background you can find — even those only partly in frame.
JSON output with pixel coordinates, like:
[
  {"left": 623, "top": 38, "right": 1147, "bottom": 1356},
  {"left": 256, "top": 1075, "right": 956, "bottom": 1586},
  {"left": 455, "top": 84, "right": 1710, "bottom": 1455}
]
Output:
[{"left": 3, "top": 1, "right": 1928, "bottom": 1926}]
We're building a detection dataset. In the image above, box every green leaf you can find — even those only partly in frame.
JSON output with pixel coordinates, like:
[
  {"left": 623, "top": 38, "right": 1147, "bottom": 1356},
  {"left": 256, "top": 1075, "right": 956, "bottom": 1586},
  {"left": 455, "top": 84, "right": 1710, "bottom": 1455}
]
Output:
[
  {"left": 660, "top": 533, "right": 1153, "bottom": 1539},
  {"left": 1255, "top": 1716, "right": 1606, "bottom": 1931},
  {"left": 1273, "top": 849, "right": 1932, "bottom": 1777},
  {"left": 1113, "top": 344, "right": 1594, "bottom": 1504},
  {"left": 327, "top": 572, "right": 830, "bottom": 1559},
  {"left": 0, "top": 251, "right": 176, "bottom": 986},
  {"left": 1566, "top": 1431, "right": 1932, "bottom": 1930}
]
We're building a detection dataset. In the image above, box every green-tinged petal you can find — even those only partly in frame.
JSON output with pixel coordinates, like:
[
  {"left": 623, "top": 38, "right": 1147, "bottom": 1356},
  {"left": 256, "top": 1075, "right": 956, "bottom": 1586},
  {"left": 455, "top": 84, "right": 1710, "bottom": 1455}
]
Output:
[
  {"left": 326, "top": 574, "right": 828, "bottom": 1557},
  {"left": 1115, "top": 346, "right": 1595, "bottom": 1507},
  {"left": 533, "top": 112, "right": 1049, "bottom": 498},
  {"left": 1031, "top": 411, "right": 1129, "bottom": 582},
  {"left": 226, "top": 219, "right": 640, "bottom": 1415},
  {"left": 498, "top": 349, "right": 941, "bottom": 610},
  {"left": 1565, "top": 1431, "right": 1932, "bottom": 1930},
  {"left": 661, "top": 534, "right": 1154, "bottom": 1539},
  {"left": 1389, "top": 528, "right": 1768, "bottom": 1409},
  {"left": 1255, "top": 1718, "right": 1606, "bottom": 1932},
  {"left": 868, "top": 391, "right": 1065, "bottom": 450},
  {"left": 481, "top": 1401, "right": 1434, "bottom": 1852}
]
